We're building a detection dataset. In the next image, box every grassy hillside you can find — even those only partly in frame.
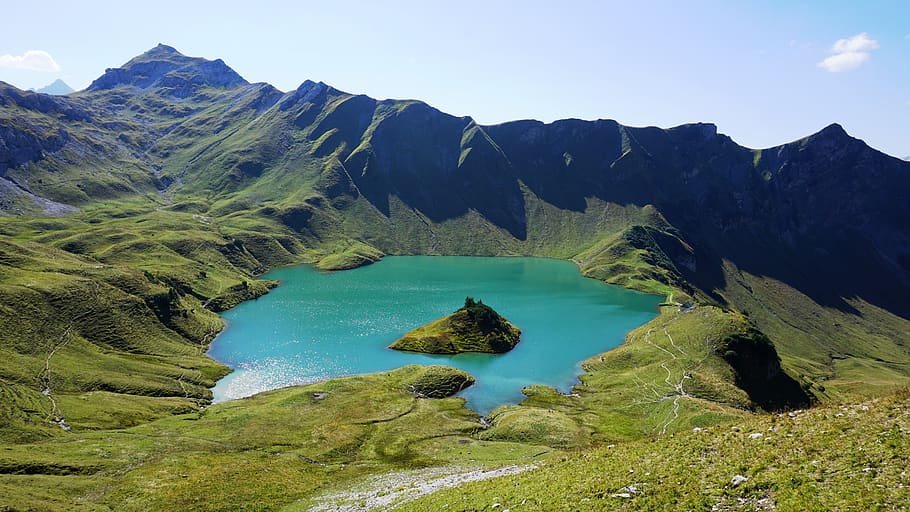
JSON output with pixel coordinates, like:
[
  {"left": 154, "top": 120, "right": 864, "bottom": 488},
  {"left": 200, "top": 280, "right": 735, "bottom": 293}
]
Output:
[
  {"left": 2, "top": 45, "right": 910, "bottom": 510},
  {"left": 0, "top": 365, "right": 551, "bottom": 511},
  {"left": 0, "top": 203, "right": 319, "bottom": 442},
  {"left": 476, "top": 305, "right": 809, "bottom": 450},
  {"left": 399, "top": 389, "right": 910, "bottom": 511},
  {"left": 1, "top": 363, "right": 903, "bottom": 510}
]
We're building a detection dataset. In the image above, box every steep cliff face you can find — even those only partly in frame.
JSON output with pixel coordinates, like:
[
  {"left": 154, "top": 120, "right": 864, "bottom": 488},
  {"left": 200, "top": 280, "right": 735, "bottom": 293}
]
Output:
[
  {"left": 719, "top": 324, "right": 811, "bottom": 410},
  {"left": 0, "top": 84, "right": 87, "bottom": 174}
]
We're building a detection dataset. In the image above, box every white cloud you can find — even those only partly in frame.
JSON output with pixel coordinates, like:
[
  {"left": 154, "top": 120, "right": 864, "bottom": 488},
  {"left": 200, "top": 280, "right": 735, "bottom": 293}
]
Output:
[
  {"left": 818, "top": 51, "right": 870, "bottom": 72},
  {"left": 830, "top": 33, "right": 879, "bottom": 53},
  {"left": 817, "top": 33, "right": 879, "bottom": 72},
  {"left": 0, "top": 50, "right": 61, "bottom": 72}
]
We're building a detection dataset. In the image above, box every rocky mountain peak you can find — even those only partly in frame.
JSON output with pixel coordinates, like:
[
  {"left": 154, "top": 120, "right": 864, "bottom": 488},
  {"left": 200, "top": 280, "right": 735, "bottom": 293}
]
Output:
[
  {"left": 815, "top": 123, "right": 848, "bottom": 138},
  {"left": 146, "top": 43, "right": 180, "bottom": 56},
  {"left": 796, "top": 122, "right": 858, "bottom": 156},
  {"left": 34, "top": 79, "right": 74, "bottom": 95},
  {"left": 86, "top": 44, "right": 248, "bottom": 95}
]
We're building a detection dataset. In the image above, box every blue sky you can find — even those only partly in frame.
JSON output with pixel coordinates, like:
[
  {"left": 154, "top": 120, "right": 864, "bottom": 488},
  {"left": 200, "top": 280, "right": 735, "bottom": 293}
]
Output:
[{"left": 2, "top": 0, "right": 907, "bottom": 157}]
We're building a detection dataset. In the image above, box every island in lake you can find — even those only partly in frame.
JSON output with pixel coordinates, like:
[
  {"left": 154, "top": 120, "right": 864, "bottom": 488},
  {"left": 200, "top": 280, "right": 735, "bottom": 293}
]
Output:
[{"left": 389, "top": 297, "right": 521, "bottom": 354}]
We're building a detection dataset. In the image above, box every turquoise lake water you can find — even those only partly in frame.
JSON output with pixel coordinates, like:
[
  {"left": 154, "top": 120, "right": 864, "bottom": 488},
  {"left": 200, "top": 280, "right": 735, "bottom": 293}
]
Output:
[{"left": 209, "top": 256, "right": 660, "bottom": 413}]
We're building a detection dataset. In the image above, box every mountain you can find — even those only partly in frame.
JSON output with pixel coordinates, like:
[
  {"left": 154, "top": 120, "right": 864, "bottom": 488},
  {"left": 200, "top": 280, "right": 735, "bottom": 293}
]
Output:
[
  {"left": 34, "top": 79, "right": 74, "bottom": 95},
  {"left": 1, "top": 44, "right": 907, "bottom": 397},
  {"left": 87, "top": 43, "right": 247, "bottom": 95},
  {"left": 1, "top": 46, "right": 909, "bottom": 508}
]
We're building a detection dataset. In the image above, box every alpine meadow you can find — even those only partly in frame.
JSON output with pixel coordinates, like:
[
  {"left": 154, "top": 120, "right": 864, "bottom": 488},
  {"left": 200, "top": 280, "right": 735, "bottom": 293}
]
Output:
[{"left": 0, "top": 44, "right": 908, "bottom": 511}]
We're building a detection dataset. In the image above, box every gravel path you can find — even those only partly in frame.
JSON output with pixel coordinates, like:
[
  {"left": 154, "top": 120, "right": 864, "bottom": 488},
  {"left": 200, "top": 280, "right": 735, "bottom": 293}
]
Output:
[{"left": 307, "top": 464, "right": 536, "bottom": 511}]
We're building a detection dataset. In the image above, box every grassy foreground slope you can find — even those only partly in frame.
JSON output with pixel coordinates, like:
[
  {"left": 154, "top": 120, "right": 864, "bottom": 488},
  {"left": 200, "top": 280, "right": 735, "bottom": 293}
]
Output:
[
  {"left": 401, "top": 390, "right": 910, "bottom": 512},
  {"left": 0, "top": 366, "right": 550, "bottom": 511}
]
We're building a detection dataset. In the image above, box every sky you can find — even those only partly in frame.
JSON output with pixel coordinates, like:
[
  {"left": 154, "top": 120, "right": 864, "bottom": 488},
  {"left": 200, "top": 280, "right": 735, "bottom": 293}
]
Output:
[{"left": 1, "top": 0, "right": 908, "bottom": 158}]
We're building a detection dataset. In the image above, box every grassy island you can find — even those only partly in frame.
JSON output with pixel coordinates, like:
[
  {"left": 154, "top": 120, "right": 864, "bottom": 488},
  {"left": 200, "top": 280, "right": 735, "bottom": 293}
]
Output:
[{"left": 389, "top": 297, "right": 521, "bottom": 354}]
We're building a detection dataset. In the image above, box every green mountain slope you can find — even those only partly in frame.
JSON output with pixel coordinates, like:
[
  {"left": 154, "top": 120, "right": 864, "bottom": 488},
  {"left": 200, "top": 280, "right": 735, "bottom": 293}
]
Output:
[
  {"left": 2, "top": 43, "right": 908, "bottom": 421},
  {"left": 1, "top": 44, "right": 909, "bottom": 509},
  {"left": 399, "top": 390, "right": 910, "bottom": 511}
]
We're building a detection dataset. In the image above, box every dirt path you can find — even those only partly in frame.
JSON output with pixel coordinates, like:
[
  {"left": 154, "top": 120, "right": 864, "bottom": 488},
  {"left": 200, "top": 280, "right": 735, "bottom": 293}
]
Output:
[
  {"left": 665, "top": 328, "right": 687, "bottom": 355},
  {"left": 307, "top": 464, "right": 536, "bottom": 512},
  {"left": 645, "top": 327, "right": 677, "bottom": 360},
  {"left": 632, "top": 314, "right": 700, "bottom": 435},
  {"left": 39, "top": 323, "right": 73, "bottom": 430},
  {"left": 38, "top": 281, "right": 101, "bottom": 431}
]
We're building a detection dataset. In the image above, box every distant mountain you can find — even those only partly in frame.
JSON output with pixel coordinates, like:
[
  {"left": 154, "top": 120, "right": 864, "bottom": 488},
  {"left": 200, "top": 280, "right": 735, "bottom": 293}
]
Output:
[{"left": 34, "top": 78, "right": 74, "bottom": 95}]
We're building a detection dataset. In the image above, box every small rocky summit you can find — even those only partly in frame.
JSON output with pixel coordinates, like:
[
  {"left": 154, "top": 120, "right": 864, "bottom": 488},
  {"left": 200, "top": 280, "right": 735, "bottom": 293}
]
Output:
[
  {"left": 389, "top": 297, "right": 521, "bottom": 354},
  {"left": 35, "top": 79, "right": 74, "bottom": 95}
]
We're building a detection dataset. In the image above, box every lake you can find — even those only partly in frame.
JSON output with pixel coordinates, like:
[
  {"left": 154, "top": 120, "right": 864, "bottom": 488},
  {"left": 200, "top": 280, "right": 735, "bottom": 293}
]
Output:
[{"left": 209, "top": 256, "right": 660, "bottom": 413}]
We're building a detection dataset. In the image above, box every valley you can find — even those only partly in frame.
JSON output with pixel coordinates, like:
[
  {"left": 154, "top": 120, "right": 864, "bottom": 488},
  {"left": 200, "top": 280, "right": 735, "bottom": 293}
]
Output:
[{"left": 1, "top": 44, "right": 909, "bottom": 510}]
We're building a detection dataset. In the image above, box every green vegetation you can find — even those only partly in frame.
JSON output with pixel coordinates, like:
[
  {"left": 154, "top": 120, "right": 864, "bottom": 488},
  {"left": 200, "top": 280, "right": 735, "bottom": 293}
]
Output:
[
  {"left": 2, "top": 45, "right": 910, "bottom": 509},
  {"left": 389, "top": 297, "right": 521, "bottom": 354},
  {"left": 0, "top": 365, "right": 553, "bottom": 511},
  {"left": 315, "top": 241, "right": 384, "bottom": 271},
  {"left": 478, "top": 305, "right": 798, "bottom": 447},
  {"left": 400, "top": 390, "right": 910, "bottom": 511},
  {"left": 0, "top": 204, "right": 313, "bottom": 442},
  {"left": 407, "top": 365, "right": 476, "bottom": 397}
]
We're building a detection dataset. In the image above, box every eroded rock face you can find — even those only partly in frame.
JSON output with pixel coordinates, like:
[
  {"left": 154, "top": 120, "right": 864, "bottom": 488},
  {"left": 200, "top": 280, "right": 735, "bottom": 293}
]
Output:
[{"left": 0, "top": 124, "right": 68, "bottom": 173}]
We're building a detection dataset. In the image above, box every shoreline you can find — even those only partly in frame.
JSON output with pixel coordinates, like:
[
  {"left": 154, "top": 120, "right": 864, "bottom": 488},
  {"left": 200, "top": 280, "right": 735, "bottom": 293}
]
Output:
[{"left": 204, "top": 254, "right": 665, "bottom": 416}]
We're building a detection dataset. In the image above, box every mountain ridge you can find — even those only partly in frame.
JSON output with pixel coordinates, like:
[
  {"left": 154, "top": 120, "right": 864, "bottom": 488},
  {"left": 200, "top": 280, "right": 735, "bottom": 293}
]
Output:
[
  {"left": 1, "top": 44, "right": 910, "bottom": 509},
  {"left": 60, "top": 45, "right": 910, "bottom": 155},
  {"left": 1, "top": 44, "right": 908, "bottom": 420},
  {"left": 2, "top": 45, "right": 908, "bottom": 325}
]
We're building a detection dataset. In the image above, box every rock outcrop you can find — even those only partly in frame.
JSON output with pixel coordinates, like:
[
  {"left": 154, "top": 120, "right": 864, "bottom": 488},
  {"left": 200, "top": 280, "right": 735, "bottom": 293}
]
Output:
[{"left": 390, "top": 297, "right": 521, "bottom": 355}]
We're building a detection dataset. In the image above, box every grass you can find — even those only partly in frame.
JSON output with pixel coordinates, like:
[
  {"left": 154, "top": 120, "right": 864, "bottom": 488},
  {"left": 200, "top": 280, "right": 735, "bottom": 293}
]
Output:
[
  {"left": 315, "top": 240, "right": 384, "bottom": 271},
  {"left": 0, "top": 202, "right": 317, "bottom": 442},
  {"left": 389, "top": 297, "right": 521, "bottom": 354},
  {"left": 399, "top": 389, "right": 910, "bottom": 511},
  {"left": 2, "top": 194, "right": 905, "bottom": 507},
  {"left": 4, "top": 65, "right": 910, "bottom": 510},
  {"left": 715, "top": 261, "right": 910, "bottom": 401},
  {"left": 0, "top": 365, "right": 552, "bottom": 511},
  {"left": 1, "top": 190, "right": 906, "bottom": 509},
  {"left": 489, "top": 306, "right": 760, "bottom": 446}
]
